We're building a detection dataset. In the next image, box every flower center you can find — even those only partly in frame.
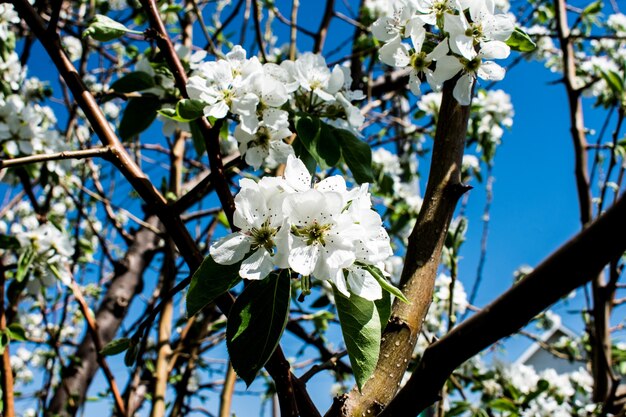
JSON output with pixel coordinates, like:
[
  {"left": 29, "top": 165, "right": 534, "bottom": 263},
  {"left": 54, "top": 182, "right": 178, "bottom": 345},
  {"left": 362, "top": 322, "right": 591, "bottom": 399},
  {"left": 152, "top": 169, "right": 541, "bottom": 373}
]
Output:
[
  {"left": 411, "top": 51, "right": 428, "bottom": 71},
  {"left": 253, "top": 127, "right": 271, "bottom": 150},
  {"left": 296, "top": 222, "right": 332, "bottom": 246},
  {"left": 251, "top": 223, "right": 277, "bottom": 252},
  {"left": 462, "top": 57, "right": 481, "bottom": 73},
  {"left": 466, "top": 23, "right": 483, "bottom": 42}
]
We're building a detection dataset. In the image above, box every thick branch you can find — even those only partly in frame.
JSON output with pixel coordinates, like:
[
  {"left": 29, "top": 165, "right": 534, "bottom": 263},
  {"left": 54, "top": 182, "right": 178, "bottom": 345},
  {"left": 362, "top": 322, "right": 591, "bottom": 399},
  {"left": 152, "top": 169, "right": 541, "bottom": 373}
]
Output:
[
  {"left": 554, "top": 0, "right": 612, "bottom": 402},
  {"left": 0, "top": 147, "right": 112, "bottom": 170},
  {"left": 328, "top": 80, "right": 471, "bottom": 417},
  {"left": 381, "top": 191, "right": 626, "bottom": 416},
  {"left": 46, "top": 216, "right": 161, "bottom": 416}
]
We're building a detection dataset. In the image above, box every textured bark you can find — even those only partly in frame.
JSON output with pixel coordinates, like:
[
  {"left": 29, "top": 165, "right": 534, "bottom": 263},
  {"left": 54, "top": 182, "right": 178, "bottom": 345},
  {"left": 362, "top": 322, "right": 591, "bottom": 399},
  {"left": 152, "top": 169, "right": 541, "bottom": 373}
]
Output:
[
  {"left": 46, "top": 216, "right": 161, "bottom": 417},
  {"left": 380, "top": 191, "right": 626, "bottom": 416},
  {"left": 326, "top": 81, "right": 471, "bottom": 417},
  {"left": 553, "top": 0, "right": 613, "bottom": 402}
]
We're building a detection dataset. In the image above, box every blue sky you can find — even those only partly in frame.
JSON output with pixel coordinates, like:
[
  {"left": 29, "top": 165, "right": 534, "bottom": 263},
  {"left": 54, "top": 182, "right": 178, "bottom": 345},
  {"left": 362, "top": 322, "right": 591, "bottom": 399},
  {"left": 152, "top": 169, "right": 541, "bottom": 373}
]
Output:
[{"left": 15, "top": 1, "right": 625, "bottom": 415}]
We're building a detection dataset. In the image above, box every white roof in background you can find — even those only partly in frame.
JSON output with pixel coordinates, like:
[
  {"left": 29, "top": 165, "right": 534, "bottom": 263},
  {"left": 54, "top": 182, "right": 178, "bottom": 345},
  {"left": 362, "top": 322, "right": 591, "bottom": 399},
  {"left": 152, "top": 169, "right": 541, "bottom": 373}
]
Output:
[{"left": 515, "top": 324, "right": 579, "bottom": 366}]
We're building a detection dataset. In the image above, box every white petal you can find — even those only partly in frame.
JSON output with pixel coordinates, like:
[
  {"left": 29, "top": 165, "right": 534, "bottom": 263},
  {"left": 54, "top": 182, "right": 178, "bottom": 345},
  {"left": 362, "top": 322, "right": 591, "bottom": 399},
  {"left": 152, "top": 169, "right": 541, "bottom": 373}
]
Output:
[
  {"left": 244, "top": 145, "right": 267, "bottom": 170},
  {"left": 477, "top": 61, "right": 505, "bottom": 81},
  {"left": 479, "top": 41, "right": 510, "bottom": 60},
  {"left": 453, "top": 74, "right": 474, "bottom": 106},
  {"left": 371, "top": 17, "right": 399, "bottom": 42},
  {"left": 316, "top": 176, "right": 347, "bottom": 193},
  {"left": 284, "top": 155, "right": 311, "bottom": 191},
  {"left": 327, "top": 66, "right": 345, "bottom": 94},
  {"left": 407, "top": 18, "right": 426, "bottom": 52},
  {"left": 240, "top": 249, "right": 275, "bottom": 280},
  {"left": 204, "top": 100, "right": 229, "bottom": 119},
  {"left": 409, "top": 70, "right": 422, "bottom": 95},
  {"left": 288, "top": 239, "right": 320, "bottom": 276},
  {"left": 210, "top": 233, "right": 251, "bottom": 265},
  {"left": 347, "top": 268, "right": 382, "bottom": 301},
  {"left": 379, "top": 38, "right": 411, "bottom": 68},
  {"left": 233, "top": 185, "right": 267, "bottom": 229},
  {"left": 313, "top": 88, "right": 336, "bottom": 102},
  {"left": 432, "top": 56, "right": 464, "bottom": 89},
  {"left": 483, "top": 14, "right": 515, "bottom": 41}
]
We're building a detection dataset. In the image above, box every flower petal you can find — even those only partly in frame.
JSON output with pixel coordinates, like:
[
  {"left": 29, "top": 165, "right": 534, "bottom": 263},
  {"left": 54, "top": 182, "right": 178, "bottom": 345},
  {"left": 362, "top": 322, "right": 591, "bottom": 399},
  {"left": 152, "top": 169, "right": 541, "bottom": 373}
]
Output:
[
  {"left": 210, "top": 233, "right": 251, "bottom": 265},
  {"left": 288, "top": 239, "right": 320, "bottom": 276},
  {"left": 240, "top": 249, "right": 275, "bottom": 280}
]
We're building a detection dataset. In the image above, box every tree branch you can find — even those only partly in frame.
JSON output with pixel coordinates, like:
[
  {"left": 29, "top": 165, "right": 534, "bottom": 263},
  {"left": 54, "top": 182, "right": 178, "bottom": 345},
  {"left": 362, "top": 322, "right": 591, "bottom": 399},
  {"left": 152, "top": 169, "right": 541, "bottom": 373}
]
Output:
[
  {"left": 381, "top": 190, "right": 626, "bottom": 416},
  {"left": 327, "top": 80, "right": 472, "bottom": 417}
]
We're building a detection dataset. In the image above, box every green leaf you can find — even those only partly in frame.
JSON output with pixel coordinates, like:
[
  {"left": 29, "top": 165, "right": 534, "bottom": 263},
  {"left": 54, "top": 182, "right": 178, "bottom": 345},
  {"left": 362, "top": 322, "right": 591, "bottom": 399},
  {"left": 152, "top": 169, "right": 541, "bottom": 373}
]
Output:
[
  {"left": 124, "top": 343, "right": 139, "bottom": 367},
  {"left": 505, "top": 27, "right": 537, "bottom": 53},
  {"left": 333, "top": 288, "right": 381, "bottom": 391},
  {"left": 15, "top": 247, "right": 35, "bottom": 283},
  {"left": 227, "top": 271, "right": 291, "bottom": 386},
  {"left": 110, "top": 71, "right": 155, "bottom": 93},
  {"left": 186, "top": 255, "right": 242, "bottom": 318},
  {"left": 0, "top": 235, "right": 19, "bottom": 250},
  {"left": 601, "top": 70, "right": 624, "bottom": 96},
  {"left": 294, "top": 115, "right": 342, "bottom": 170},
  {"left": 364, "top": 265, "right": 409, "bottom": 303},
  {"left": 317, "top": 122, "right": 341, "bottom": 168},
  {"left": 118, "top": 96, "right": 161, "bottom": 140},
  {"left": 6, "top": 323, "right": 27, "bottom": 341},
  {"left": 375, "top": 290, "right": 392, "bottom": 332},
  {"left": 0, "top": 331, "right": 8, "bottom": 354},
  {"left": 582, "top": 0, "right": 602, "bottom": 16},
  {"left": 292, "top": 136, "right": 317, "bottom": 175},
  {"left": 100, "top": 337, "right": 131, "bottom": 356},
  {"left": 83, "top": 14, "right": 141, "bottom": 42},
  {"left": 176, "top": 99, "right": 205, "bottom": 121},
  {"left": 190, "top": 120, "right": 207, "bottom": 156},
  {"left": 488, "top": 398, "right": 518, "bottom": 413},
  {"left": 157, "top": 108, "right": 180, "bottom": 121},
  {"left": 335, "top": 129, "right": 374, "bottom": 183},
  {"left": 294, "top": 113, "right": 320, "bottom": 150}
]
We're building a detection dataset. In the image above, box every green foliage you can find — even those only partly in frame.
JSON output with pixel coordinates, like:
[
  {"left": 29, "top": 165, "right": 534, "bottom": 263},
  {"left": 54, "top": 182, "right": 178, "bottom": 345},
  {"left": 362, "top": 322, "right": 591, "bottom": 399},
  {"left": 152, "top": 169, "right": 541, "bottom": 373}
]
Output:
[
  {"left": 83, "top": 14, "right": 141, "bottom": 42},
  {"left": 110, "top": 72, "right": 155, "bottom": 93},
  {"left": 294, "top": 113, "right": 374, "bottom": 183},
  {"left": 334, "top": 288, "right": 381, "bottom": 391},
  {"left": 100, "top": 337, "right": 131, "bottom": 356},
  {"left": 363, "top": 265, "right": 409, "bottom": 303},
  {"left": 118, "top": 96, "right": 161, "bottom": 140},
  {"left": 6, "top": 323, "right": 27, "bottom": 342},
  {"left": 506, "top": 27, "right": 537, "bottom": 53},
  {"left": 186, "top": 255, "right": 242, "bottom": 318},
  {"left": 0, "top": 235, "right": 19, "bottom": 250},
  {"left": 226, "top": 271, "right": 291, "bottom": 386},
  {"left": 335, "top": 128, "right": 374, "bottom": 183},
  {"left": 15, "top": 246, "right": 35, "bottom": 283}
]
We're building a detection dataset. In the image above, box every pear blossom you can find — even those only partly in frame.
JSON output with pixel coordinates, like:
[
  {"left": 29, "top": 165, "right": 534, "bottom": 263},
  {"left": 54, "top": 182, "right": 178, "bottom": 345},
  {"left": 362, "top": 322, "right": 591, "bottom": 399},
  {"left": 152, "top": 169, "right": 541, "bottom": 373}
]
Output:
[
  {"left": 371, "top": 0, "right": 418, "bottom": 41},
  {"left": 379, "top": 20, "right": 450, "bottom": 94},
  {"left": 209, "top": 177, "right": 286, "bottom": 280},
  {"left": 293, "top": 53, "right": 345, "bottom": 103},
  {"left": 414, "top": 0, "right": 462, "bottom": 26},
  {"left": 444, "top": 8, "right": 513, "bottom": 59},
  {"left": 434, "top": 41, "right": 510, "bottom": 105},
  {"left": 234, "top": 109, "right": 293, "bottom": 169},
  {"left": 209, "top": 155, "right": 395, "bottom": 300}
]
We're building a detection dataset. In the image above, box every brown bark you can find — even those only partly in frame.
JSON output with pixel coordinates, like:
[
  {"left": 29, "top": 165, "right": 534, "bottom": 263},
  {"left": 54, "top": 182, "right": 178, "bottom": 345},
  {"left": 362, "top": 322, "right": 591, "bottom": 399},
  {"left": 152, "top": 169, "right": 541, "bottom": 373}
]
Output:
[
  {"left": 381, "top": 191, "right": 626, "bottom": 416},
  {"left": 327, "top": 80, "right": 472, "bottom": 417},
  {"left": 553, "top": 0, "right": 613, "bottom": 403},
  {"left": 46, "top": 216, "right": 161, "bottom": 416}
]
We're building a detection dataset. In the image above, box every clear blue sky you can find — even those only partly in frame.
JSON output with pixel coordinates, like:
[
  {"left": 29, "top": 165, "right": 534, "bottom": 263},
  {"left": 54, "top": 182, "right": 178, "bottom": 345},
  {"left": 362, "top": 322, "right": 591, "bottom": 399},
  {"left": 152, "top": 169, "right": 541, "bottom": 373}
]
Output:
[{"left": 16, "top": 1, "right": 622, "bottom": 415}]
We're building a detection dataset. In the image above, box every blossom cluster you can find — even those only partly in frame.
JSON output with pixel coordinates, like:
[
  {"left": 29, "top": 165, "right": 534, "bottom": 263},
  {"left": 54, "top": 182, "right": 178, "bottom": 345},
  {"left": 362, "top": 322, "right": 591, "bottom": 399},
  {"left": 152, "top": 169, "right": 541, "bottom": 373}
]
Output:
[
  {"left": 373, "top": 0, "right": 515, "bottom": 105},
  {"left": 210, "top": 155, "right": 393, "bottom": 300},
  {"left": 187, "top": 46, "right": 365, "bottom": 169},
  {"left": 0, "top": 199, "right": 77, "bottom": 294}
]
